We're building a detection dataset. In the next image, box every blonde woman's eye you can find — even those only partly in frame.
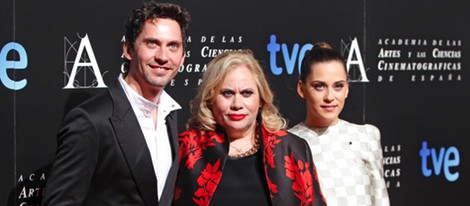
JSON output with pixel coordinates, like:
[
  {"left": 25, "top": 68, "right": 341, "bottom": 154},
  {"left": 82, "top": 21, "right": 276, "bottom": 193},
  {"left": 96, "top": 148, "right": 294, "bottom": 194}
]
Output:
[
  {"left": 241, "top": 91, "right": 254, "bottom": 97},
  {"left": 221, "top": 90, "right": 234, "bottom": 97}
]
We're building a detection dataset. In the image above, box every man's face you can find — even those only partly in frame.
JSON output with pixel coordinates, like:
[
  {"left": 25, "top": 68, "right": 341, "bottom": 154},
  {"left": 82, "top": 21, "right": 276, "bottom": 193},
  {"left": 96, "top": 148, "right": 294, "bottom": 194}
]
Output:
[{"left": 124, "top": 18, "right": 185, "bottom": 93}]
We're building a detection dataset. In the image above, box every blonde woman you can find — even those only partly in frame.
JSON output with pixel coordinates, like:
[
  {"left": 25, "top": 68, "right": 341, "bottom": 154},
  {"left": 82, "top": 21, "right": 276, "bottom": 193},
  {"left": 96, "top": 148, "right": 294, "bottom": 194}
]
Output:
[{"left": 173, "top": 50, "right": 326, "bottom": 206}]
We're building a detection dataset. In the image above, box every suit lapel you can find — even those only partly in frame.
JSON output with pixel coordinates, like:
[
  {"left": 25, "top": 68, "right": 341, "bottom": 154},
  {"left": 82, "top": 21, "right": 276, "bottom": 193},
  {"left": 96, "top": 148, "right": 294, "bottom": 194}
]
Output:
[
  {"left": 165, "top": 111, "right": 179, "bottom": 158},
  {"left": 108, "top": 82, "right": 158, "bottom": 206},
  {"left": 158, "top": 111, "right": 179, "bottom": 205}
]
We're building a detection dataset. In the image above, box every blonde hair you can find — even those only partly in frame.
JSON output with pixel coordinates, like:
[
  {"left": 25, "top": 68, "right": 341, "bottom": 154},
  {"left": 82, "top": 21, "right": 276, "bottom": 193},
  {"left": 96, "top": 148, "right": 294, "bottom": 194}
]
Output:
[{"left": 187, "top": 50, "right": 287, "bottom": 133}]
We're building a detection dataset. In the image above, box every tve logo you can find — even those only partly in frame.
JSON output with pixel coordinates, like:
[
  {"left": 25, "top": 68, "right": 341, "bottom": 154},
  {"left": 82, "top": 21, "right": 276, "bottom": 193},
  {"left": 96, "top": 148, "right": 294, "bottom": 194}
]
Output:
[
  {"left": 0, "top": 42, "right": 28, "bottom": 90},
  {"left": 267, "top": 34, "right": 312, "bottom": 75},
  {"left": 266, "top": 35, "right": 370, "bottom": 82},
  {"left": 419, "top": 141, "right": 460, "bottom": 182}
]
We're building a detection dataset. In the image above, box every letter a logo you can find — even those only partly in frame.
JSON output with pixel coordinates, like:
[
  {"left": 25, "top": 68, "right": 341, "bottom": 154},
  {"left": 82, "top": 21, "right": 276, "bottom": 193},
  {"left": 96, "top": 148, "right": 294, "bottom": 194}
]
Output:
[
  {"left": 64, "top": 34, "right": 107, "bottom": 89},
  {"left": 346, "top": 38, "right": 369, "bottom": 82}
]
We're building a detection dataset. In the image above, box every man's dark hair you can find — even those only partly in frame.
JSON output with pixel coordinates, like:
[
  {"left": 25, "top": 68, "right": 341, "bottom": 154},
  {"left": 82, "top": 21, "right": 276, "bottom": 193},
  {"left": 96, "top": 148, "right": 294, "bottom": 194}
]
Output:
[{"left": 125, "top": 1, "right": 191, "bottom": 51}]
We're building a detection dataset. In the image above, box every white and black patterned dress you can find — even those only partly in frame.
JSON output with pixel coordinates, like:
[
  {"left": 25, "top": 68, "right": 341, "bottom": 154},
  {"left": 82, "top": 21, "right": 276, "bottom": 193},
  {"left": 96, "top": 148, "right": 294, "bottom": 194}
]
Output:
[{"left": 289, "top": 119, "right": 390, "bottom": 206}]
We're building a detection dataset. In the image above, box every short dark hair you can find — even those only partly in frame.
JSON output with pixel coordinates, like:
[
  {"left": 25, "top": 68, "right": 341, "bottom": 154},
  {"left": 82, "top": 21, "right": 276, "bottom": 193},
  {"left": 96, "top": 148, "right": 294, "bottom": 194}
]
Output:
[{"left": 125, "top": 1, "right": 191, "bottom": 51}]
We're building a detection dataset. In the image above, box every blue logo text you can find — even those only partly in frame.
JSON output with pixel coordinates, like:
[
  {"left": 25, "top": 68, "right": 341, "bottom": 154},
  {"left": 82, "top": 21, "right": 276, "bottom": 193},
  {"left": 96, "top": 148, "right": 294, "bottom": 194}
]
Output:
[
  {"left": 419, "top": 141, "right": 460, "bottom": 182},
  {"left": 0, "top": 42, "right": 28, "bottom": 90},
  {"left": 266, "top": 34, "right": 312, "bottom": 75}
]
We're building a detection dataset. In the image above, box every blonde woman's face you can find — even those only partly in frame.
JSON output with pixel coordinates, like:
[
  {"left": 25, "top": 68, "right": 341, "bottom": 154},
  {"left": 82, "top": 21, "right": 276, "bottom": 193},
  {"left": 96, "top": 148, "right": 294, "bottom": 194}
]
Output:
[
  {"left": 298, "top": 61, "right": 349, "bottom": 127},
  {"left": 212, "top": 65, "right": 261, "bottom": 137}
]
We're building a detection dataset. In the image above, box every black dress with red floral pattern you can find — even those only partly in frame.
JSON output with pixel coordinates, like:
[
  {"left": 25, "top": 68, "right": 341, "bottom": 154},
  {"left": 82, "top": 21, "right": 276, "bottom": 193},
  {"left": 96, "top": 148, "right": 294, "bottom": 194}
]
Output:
[{"left": 173, "top": 125, "right": 327, "bottom": 206}]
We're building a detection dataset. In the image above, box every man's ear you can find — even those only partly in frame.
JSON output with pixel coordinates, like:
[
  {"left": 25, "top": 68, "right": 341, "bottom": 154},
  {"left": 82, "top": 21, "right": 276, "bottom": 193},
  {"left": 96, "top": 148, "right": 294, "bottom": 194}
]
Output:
[
  {"left": 123, "top": 41, "right": 132, "bottom": 61},
  {"left": 179, "top": 52, "right": 186, "bottom": 68}
]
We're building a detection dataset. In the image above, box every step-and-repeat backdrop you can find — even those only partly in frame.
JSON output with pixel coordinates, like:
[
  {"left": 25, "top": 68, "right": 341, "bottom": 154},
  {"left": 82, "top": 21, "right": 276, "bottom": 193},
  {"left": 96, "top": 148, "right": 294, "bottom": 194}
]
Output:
[{"left": 1, "top": 0, "right": 467, "bottom": 205}]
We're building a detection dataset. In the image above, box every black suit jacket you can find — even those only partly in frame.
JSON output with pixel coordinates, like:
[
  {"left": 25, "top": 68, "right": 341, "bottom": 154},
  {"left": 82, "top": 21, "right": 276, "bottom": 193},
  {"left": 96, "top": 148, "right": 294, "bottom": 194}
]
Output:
[{"left": 42, "top": 81, "right": 179, "bottom": 206}]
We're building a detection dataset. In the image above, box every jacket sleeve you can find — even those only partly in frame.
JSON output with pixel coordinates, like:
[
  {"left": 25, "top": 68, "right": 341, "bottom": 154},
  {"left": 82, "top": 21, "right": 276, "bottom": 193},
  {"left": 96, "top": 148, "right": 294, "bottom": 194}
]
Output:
[
  {"left": 264, "top": 130, "right": 327, "bottom": 206},
  {"left": 365, "top": 124, "right": 390, "bottom": 206},
  {"left": 294, "top": 133, "right": 327, "bottom": 206},
  {"left": 41, "top": 107, "right": 99, "bottom": 205}
]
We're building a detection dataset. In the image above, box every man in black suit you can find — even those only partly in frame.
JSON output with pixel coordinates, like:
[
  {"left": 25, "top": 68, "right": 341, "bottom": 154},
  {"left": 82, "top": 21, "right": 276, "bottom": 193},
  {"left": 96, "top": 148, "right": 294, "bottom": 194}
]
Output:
[{"left": 42, "top": 2, "right": 191, "bottom": 205}]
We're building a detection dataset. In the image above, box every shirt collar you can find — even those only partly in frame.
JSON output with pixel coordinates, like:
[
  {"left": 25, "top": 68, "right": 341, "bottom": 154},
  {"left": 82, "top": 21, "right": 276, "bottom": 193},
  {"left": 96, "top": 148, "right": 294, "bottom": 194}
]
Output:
[{"left": 118, "top": 74, "right": 181, "bottom": 118}]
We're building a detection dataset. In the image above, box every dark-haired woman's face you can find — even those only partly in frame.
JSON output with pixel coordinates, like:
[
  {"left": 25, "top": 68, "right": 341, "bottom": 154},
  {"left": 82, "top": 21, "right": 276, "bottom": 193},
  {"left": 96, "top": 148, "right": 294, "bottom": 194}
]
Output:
[{"left": 298, "top": 61, "right": 348, "bottom": 127}]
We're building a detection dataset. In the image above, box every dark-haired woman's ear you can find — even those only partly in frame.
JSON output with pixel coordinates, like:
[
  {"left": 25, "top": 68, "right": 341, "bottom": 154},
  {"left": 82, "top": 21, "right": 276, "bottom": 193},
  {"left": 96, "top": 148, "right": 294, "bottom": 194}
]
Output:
[{"left": 297, "top": 80, "right": 306, "bottom": 99}]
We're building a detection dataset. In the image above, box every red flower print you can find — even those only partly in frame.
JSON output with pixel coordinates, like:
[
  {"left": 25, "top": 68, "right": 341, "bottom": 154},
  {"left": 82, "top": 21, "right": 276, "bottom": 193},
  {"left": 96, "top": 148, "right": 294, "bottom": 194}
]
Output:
[
  {"left": 179, "top": 130, "right": 225, "bottom": 169},
  {"left": 265, "top": 174, "right": 278, "bottom": 198},
  {"left": 174, "top": 187, "right": 181, "bottom": 200},
  {"left": 284, "top": 153, "right": 314, "bottom": 206},
  {"left": 262, "top": 128, "right": 282, "bottom": 168},
  {"left": 274, "top": 129, "right": 288, "bottom": 137},
  {"left": 193, "top": 159, "right": 223, "bottom": 206}
]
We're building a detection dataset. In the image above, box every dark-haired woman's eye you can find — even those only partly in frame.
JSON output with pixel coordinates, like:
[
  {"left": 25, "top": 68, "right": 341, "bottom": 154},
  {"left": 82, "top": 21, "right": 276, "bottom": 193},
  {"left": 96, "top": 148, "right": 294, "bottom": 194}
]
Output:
[{"left": 313, "top": 83, "right": 324, "bottom": 91}]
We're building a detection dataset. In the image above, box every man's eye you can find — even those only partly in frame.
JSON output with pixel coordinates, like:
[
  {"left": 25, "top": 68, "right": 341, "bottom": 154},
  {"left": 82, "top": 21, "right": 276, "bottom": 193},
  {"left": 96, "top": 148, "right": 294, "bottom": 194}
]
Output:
[
  {"left": 169, "top": 43, "right": 181, "bottom": 50},
  {"left": 147, "top": 41, "right": 157, "bottom": 47}
]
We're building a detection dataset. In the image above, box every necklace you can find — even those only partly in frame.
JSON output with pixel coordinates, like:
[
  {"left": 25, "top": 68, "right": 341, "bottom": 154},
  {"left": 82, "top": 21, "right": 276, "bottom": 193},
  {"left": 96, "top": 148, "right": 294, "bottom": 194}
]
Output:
[
  {"left": 230, "top": 142, "right": 251, "bottom": 153},
  {"left": 228, "top": 134, "right": 260, "bottom": 158}
]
